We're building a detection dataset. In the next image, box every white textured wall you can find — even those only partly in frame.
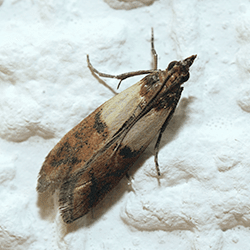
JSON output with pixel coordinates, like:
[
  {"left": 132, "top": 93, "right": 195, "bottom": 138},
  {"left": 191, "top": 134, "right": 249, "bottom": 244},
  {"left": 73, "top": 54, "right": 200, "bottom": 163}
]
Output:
[{"left": 1, "top": 0, "right": 250, "bottom": 249}]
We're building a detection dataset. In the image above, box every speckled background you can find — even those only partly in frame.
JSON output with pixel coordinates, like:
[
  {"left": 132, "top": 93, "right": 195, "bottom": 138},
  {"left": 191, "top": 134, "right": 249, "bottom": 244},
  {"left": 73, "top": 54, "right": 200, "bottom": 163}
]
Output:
[{"left": 1, "top": 1, "right": 250, "bottom": 249}]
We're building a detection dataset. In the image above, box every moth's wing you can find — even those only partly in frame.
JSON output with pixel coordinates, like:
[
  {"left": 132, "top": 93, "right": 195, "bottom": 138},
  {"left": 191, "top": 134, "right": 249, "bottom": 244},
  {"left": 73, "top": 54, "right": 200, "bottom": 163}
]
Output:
[
  {"left": 59, "top": 141, "right": 136, "bottom": 223},
  {"left": 59, "top": 85, "right": 184, "bottom": 223},
  {"left": 37, "top": 106, "right": 107, "bottom": 193},
  {"left": 36, "top": 80, "right": 146, "bottom": 194}
]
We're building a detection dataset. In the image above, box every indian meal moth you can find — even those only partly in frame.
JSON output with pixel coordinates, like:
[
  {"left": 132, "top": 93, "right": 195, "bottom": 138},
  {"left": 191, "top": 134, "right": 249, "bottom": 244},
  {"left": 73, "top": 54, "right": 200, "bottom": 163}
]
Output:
[{"left": 37, "top": 29, "right": 196, "bottom": 223}]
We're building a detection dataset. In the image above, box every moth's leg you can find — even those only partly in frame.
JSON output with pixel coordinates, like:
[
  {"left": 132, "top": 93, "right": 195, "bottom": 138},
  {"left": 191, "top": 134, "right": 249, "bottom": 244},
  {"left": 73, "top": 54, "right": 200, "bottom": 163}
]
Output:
[
  {"left": 151, "top": 28, "right": 158, "bottom": 70},
  {"left": 91, "top": 208, "right": 95, "bottom": 219},
  {"left": 154, "top": 108, "right": 176, "bottom": 177},
  {"left": 126, "top": 172, "right": 132, "bottom": 183},
  {"left": 87, "top": 55, "right": 156, "bottom": 89},
  {"left": 125, "top": 172, "right": 135, "bottom": 192},
  {"left": 86, "top": 55, "right": 118, "bottom": 95}
]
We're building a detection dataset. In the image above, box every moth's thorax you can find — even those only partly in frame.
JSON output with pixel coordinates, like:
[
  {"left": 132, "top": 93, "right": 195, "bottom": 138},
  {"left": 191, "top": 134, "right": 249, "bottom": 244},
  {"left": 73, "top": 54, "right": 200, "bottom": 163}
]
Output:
[
  {"left": 138, "top": 55, "right": 196, "bottom": 113},
  {"left": 139, "top": 55, "right": 196, "bottom": 97}
]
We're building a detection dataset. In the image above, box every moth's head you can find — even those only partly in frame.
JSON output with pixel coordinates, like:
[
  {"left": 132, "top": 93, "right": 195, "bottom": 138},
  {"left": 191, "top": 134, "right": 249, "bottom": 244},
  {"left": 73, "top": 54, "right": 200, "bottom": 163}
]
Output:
[{"left": 166, "top": 54, "right": 197, "bottom": 85}]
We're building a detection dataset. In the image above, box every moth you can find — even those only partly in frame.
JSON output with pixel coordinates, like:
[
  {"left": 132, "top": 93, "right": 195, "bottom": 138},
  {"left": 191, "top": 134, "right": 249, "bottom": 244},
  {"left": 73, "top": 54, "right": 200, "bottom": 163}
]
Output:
[{"left": 37, "top": 29, "right": 196, "bottom": 224}]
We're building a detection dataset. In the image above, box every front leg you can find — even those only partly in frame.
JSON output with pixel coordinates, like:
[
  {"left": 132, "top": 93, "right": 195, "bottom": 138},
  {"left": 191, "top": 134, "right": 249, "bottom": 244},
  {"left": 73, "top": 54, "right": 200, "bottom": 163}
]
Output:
[{"left": 87, "top": 55, "right": 156, "bottom": 89}]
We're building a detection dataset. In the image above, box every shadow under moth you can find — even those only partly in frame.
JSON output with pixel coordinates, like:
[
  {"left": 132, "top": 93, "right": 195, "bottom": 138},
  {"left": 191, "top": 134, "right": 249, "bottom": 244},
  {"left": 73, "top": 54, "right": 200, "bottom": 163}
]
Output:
[{"left": 37, "top": 29, "right": 196, "bottom": 224}]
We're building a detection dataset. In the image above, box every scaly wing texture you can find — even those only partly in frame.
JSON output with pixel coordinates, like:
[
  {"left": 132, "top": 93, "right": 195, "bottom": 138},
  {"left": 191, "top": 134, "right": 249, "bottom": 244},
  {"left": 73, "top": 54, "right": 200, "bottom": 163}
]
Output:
[
  {"left": 37, "top": 67, "right": 187, "bottom": 223},
  {"left": 37, "top": 74, "right": 160, "bottom": 194},
  {"left": 59, "top": 85, "right": 183, "bottom": 223}
]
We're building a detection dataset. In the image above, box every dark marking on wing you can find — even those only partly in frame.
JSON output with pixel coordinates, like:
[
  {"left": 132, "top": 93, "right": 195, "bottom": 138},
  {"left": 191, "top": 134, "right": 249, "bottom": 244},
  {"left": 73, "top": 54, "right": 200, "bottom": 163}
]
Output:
[
  {"left": 88, "top": 170, "right": 98, "bottom": 208},
  {"left": 154, "top": 86, "right": 183, "bottom": 111},
  {"left": 119, "top": 145, "right": 141, "bottom": 159},
  {"left": 94, "top": 110, "right": 107, "bottom": 134}
]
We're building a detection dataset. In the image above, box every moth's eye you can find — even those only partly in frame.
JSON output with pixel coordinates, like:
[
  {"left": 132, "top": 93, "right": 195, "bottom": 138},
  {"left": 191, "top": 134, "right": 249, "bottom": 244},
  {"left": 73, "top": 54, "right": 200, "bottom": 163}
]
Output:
[
  {"left": 182, "top": 72, "right": 190, "bottom": 82},
  {"left": 167, "top": 61, "right": 177, "bottom": 70}
]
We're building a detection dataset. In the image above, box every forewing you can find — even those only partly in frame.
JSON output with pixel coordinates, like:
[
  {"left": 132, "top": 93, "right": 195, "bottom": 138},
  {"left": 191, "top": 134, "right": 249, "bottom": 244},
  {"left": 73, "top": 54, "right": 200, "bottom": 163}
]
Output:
[
  {"left": 37, "top": 76, "right": 158, "bottom": 194},
  {"left": 59, "top": 85, "right": 183, "bottom": 223}
]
